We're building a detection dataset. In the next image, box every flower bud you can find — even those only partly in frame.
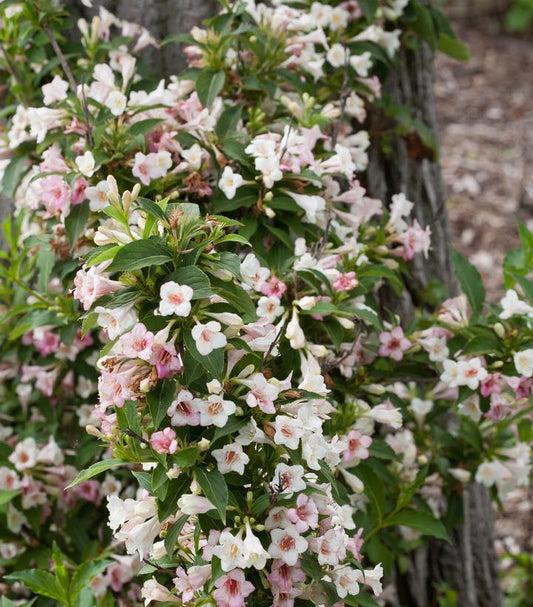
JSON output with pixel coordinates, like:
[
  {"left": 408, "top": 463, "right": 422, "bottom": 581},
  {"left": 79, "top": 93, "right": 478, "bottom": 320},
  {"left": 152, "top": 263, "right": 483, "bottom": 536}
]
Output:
[{"left": 494, "top": 323, "right": 505, "bottom": 338}]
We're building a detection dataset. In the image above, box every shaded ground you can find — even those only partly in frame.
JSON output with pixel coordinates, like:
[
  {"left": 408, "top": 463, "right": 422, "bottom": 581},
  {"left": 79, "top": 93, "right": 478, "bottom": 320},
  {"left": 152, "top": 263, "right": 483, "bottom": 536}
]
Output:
[{"left": 436, "top": 24, "right": 533, "bottom": 300}]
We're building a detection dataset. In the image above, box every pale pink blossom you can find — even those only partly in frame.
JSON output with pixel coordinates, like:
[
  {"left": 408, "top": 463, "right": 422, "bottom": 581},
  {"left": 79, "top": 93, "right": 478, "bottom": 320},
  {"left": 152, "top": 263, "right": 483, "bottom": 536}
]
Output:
[
  {"left": 167, "top": 390, "right": 201, "bottom": 426},
  {"left": 119, "top": 323, "right": 154, "bottom": 361},
  {"left": 213, "top": 569, "right": 255, "bottom": 607},
  {"left": 378, "top": 326, "right": 410, "bottom": 361},
  {"left": 173, "top": 565, "right": 210, "bottom": 602},
  {"left": 73, "top": 265, "right": 122, "bottom": 311},
  {"left": 286, "top": 494, "right": 319, "bottom": 533},
  {"left": 269, "top": 525, "right": 308, "bottom": 566},
  {"left": 342, "top": 430, "right": 372, "bottom": 463},
  {"left": 158, "top": 282, "right": 194, "bottom": 317},
  {"left": 150, "top": 428, "right": 178, "bottom": 454},
  {"left": 191, "top": 321, "right": 227, "bottom": 356}
]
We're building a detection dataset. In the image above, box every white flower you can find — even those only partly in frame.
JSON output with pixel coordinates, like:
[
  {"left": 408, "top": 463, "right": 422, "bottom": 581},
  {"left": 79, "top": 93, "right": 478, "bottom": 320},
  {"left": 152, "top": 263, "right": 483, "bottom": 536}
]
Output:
[
  {"left": 95, "top": 304, "right": 137, "bottom": 340},
  {"left": 457, "top": 394, "right": 482, "bottom": 422},
  {"left": 196, "top": 394, "right": 236, "bottom": 428},
  {"left": 355, "top": 563, "right": 383, "bottom": 596},
  {"left": 255, "top": 155, "right": 283, "bottom": 189},
  {"left": 42, "top": 75, "right": 69, "bottom": 105},
  {"left": 85, "top": 180, "right": 110, "bottom": 212},
  {"left": 499, "top": 289, "right": 533, "bottom": 319},
  {"left": 410, "top": 397, "right": 433, "bottom": 420},
  {"left": 191, "top": 321, "right": 227, "bottom": 355},
  {"left": 218, "top": 166, "right": 244, "bottom": 200},
  {"left": 75, "top": 151, "right": 96, "bottom": 177},
  {"left": 212, "top": 443, "right": 249, "bottom": 475},
  {"left": 287, "top": 193, "right": 326, "bottom": 224},
  {"left": 257, "top": 296, "right": 284, "bottom": 322},
  {"left": 0, "top": 467, "right": 21, "bottom": 491},
  {"left": 141, "top": 578, "right": 180, "bottom": 605},
  {"left": 8, "top": 437, "right": 39, "bottom": 471},
  {"left": 273, "top": 416, "right": 306, "bottom": 450},
  {"left": 212, "top": 530, "right": 246, "bottom": 571},
  {"left": 177, "top": 494, "right": 215, "bottom": 515},
  {"left": 331, "top": 566, "right": 360, "bottom": 598},
  {"left": 158, "top": 281, "right": 194, "bottom": 317},
  {"left": 272, "top": 463, "right": 307, "bottom": 494},
  {"left": 514, "top": 349, "right": 533, "bottom": 378},
  {"left": 285, "top": 309, "right": 306, "bottom": 349},
  {"left": 181, "top": 144, "right": 204, "bottom": 170},
  {"left": 350, "top": 52, "right": 372, "bottom": 77},
  {"left": 243, "top": 521, "right": 269, "bottom": 570},
  {"left": 440, "top": 359, "right": 460, "bottom": 387},
  {"left": 327, "top": 43, "right": 347, "bottom": 68},
  {"left": 456, "top": 357, "right": 488, "bottom": 390},
  {"left": 366, "top": 402, "right": 403, "bottom": 429},
  {"left": 475, "top": 461, "right": 511, "bottom": 488},
  {"left": 240, "top": 254, "right": 269, "bottom": 291},
  {"left": 268, "top": 525, "right": 308, "bottom": 565},
  {"left": 449, "top": 468, "right": 471, "bottom": 483},
  {"left": 105, "top": 90, "right": 127, "bottom": 116}
]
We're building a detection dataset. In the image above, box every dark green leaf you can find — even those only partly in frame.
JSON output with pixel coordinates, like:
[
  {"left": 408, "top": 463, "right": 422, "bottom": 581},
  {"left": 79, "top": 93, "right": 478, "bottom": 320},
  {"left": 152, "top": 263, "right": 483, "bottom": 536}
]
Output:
[
  {"left": 108, "top": 238, "right": 173, "bottom": 272},
  {"left": 65, "top": 201, "right": 90, "bottom": 247},
  {"left": 1, "top": 155, "right": 28, "bottom": 199},
  {"left": 4, "top": 571, "right": 66, "bottom": 603},
  {"left": 183, "top": 330, "right": 225, "bottom": 380},
  {"left": 147, "top": 379, "right": 175, "bottom": 429},
  {"left": 196, "top": 70, "right": 226, "bottom": 108},
  {"left": 384, "top": 509, "right": 450, "bottom": 542},
  {"left": 196, "top": 468, "right": 228, "bottom": 523},
  {"left": 451, "top": 249, "right": 485, "bottom": 320},
  {"left": 437, "top": 34, "right": 470, "bottom": 61},
  {"left": 174, "top": 446, "right": 200, "bottom": 468},
  {"left": 66, "top": 459, "right": 123, "bottom": 488},
  {"left": 167, "top": 266, "right": 211, "bottom": 299},
  {"left": 164, "top": 514, "right": 189, "bottom": 554},
  {"left": 128, "top": 118, "right": 164, "bottom": 137},
  {"left": 215, "top": 104, "right": 243, "bottom": 140}
]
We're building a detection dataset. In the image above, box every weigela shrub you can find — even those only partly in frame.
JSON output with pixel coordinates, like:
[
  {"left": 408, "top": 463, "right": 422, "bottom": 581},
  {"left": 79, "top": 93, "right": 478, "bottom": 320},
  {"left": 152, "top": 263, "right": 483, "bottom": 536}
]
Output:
[{"left": 0, "top": 1, "right": 531, "bottom": 605}]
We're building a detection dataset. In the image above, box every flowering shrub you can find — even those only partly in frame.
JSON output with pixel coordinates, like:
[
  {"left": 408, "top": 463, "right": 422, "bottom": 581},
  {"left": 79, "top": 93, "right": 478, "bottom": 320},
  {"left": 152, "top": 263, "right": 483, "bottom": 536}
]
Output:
[{"left": 0, "top": 0, "right": 530, "bottom": 605}]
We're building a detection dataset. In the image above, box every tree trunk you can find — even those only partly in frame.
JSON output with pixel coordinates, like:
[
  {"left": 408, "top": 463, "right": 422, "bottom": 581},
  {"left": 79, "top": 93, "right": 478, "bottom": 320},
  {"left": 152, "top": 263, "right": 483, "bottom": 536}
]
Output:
[{"left": 366, "top": 41, "right": 503, "bottom": 607}]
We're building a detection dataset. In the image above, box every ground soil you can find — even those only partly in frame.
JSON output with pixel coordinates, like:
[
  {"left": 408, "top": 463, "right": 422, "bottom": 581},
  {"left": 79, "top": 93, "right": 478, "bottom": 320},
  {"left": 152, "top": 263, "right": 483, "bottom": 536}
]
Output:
[{"left": 435, "top": 23, "right": 533, "bottom": 301}]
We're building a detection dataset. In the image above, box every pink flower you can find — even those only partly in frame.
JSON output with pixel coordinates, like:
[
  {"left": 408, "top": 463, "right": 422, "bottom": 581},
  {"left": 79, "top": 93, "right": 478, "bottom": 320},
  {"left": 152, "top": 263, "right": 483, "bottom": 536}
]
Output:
[
  {"left": 70, "top": 177, "right": 88, "bottom": 205},
  {"left": 267, "top": 560, "right": 306, "bottom": 594},
  {"left": 213, "top": 569, "right": 255, "bottom": 607},
  {"left": 40, "top": 175, "right": 71, "bottom": 218},
  {"left": 480, "top": 373, "right": 502, "bottom": 397},
  {"left": 119, "top": 323, "right": 154, "bottom": 361},
  {"left": 342, "top": 430, "right": 372, "bottom": 462},
  {"left": 333, "top": 272, "right": 358, "bottom": 291},
  {"left": 378, "top": 326, "right": 411, "bottom": 361},
  {"left": 286, "top": 494, "right": 319, "bottom": 533},
  {"left": 260, "top": 276, "right": 287, "bottom": 299},
  {"left": 173, "top": 565, "right": 210, "bottom": 602},
  {"left": 485, "top": 394, "right": 511, "bottom": 423},
  {"left": 150, "top": 428, "right": 178, "bottom": 454},
  {"left": 150, "top": 327, "right": 183, "bottom": 379},
  {"left": 394, "top": 220, "right": 431, "bottom": 261},
  {"left": 73, "top": 265, "right": 122, "bottom": 311},
  {"left": 167, "top": 389, "right": 201, "bottom": 426},
  {"left": 505, "top": 375, "right": 532, "bottom": 399},
  {"left": 346, "top": 527, "right": 364, "bottom": 562}
]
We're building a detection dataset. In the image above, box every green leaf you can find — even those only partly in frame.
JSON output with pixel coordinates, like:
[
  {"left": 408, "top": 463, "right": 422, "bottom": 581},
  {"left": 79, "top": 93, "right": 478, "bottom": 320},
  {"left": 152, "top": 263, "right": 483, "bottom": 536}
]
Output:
[
  {"left": 1, "top": 155, "right": 28, "bottom": 199},
  {"left": 196, "top": 468, "right": 228, "bottom": 524},
  {"left": 108, "top": 238, "right": 173, "bottom": 272},
  {"left": 461, "top": 332, "right": 503, "bottom": 356},
  {"left": 518, "top": 219, "right": 533, "bottom": 266},
  {"left": 70, "top": 560, "right": 111, "bottom": 601},
  {"left": 4, "top": 571, "right": 67, "bottom": 603},
  {"left": 196, "top": 70, "right": 226, "bottom": 108},
  {"left": 164, "top": 514, "right": 189, "bottom": 554},
  {"left": 167, "top": 266, "right": 211, "bottom": 299},
  {"left": 37, "top": 246, "right": 55, "bottom": 292},
  {"left": 128, "top": 118, "right": 164, "bottom": 137},
  {"left": 384, "top": 509, "right": 450, "bottom": 542},
  {"left": 174, "top": 446, "right": 200, "bottom": 468},
  {"left": 147, "top": 379, "right": 175, "bottom": 429},
  {"left": 183, "top": 330, "right": 225, "bottom": 380},
  {"left": 355, "top": 463, "right": 386, "bottom": 521},
  {"left": 437, "top": 34, "right": 470, "bottom": 61},
  {"left": 357, "top": 0, "right": 378, "bottom": 21},
  {"left": 451, "top": 249, "right": 485, "bottom": 320},
  {"left": 66, "top": 458, "right": 123, "bottom": 489},
  {"left": 137, "top": 197, "right": 168, "bottom": 223},
  {"left": 65, "top": 201, "right": 90, "bottom": 247},
  {"left": 0, "top": 489, "right": 20, "bottom": 505},
  {"left": 152, "top": 464, "right": 169, "bottom": 500},
  {"left": 215, "top": 104, "right": 243, "bottom": 141}
]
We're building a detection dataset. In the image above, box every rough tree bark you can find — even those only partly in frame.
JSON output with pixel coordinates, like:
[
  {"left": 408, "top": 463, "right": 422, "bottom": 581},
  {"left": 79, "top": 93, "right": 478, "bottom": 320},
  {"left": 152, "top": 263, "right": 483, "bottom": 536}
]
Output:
[
  {"left": 366, "top": 42, "right": 503, "bottom": 607},
  {"left": 62, "top": 4, "right": 503, "bottom": 605}
]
